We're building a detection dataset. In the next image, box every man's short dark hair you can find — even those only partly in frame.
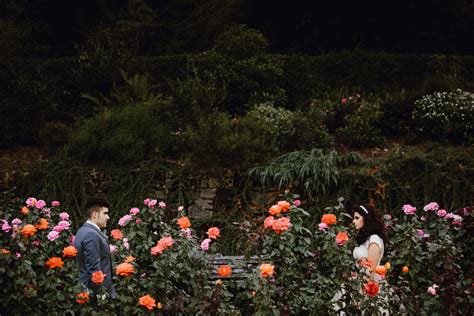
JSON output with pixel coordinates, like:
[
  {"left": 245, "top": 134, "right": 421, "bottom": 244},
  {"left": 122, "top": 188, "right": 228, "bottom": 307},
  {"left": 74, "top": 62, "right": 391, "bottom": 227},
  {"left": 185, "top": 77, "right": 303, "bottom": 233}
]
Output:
[{"left": 84, "top": 197, "right": 110, "bottom": 218}]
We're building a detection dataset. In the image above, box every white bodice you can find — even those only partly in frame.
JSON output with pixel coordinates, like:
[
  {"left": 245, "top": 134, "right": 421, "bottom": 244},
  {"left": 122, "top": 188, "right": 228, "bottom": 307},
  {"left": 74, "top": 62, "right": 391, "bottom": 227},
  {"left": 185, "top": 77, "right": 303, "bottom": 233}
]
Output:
[{"left": 353, "top": 234, "right": 384, "bottom": 266}]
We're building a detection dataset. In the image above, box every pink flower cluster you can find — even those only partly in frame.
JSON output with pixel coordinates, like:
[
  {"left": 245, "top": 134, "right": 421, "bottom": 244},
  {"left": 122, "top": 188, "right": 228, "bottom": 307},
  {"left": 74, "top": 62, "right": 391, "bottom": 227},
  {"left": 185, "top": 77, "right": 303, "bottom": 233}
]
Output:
[
  {"left": 423, "top": 202, "right": 439, "bottom": 212},
  {"left": 143, "top": 198, "right": 166, "bottom": 209},
  {"left": 1, "top": 220, "right": 12, "bottom": 233},
  {"left": 402, "top": 204, "right": 417, "bottom": 215},
  {"left": 118, "top": 214, "right": 132, "bottom": 226}
]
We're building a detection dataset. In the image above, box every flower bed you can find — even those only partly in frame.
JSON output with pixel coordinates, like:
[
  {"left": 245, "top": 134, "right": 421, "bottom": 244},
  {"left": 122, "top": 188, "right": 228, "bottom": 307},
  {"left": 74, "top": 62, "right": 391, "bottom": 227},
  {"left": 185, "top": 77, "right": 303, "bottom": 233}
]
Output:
[{"left": 0, "top": 196, "right": 471, "bottom": 314}]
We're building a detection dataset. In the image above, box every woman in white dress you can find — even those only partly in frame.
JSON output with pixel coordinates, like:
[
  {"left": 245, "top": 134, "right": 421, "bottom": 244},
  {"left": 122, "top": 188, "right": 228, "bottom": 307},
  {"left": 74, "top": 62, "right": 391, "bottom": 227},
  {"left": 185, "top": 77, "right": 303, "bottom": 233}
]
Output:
[
  {"left": 351, "top": 204, "right": 386, "bottom": 282},
  {"left": 333, "top": 204, "right": 388, "bottom": 315}
]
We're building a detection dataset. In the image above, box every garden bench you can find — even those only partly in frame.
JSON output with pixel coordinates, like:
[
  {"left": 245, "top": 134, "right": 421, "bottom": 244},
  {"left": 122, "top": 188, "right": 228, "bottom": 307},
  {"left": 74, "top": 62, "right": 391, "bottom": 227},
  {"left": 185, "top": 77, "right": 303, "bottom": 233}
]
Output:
[{"left": 209, "top": 255, "right": 269, "bottom": 280}]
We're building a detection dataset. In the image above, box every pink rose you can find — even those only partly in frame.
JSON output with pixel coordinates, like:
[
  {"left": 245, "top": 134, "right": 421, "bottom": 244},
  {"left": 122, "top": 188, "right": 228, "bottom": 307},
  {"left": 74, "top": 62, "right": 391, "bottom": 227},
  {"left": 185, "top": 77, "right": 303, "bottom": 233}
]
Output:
[
  {"left": 129, "top": 207, "right": 140, "bottom": 215},
  {"left": 427, "top": 284, "right": 438, "bottom": 295},
  {"left": 47, "top": 230, "right": 60, "bottom": 241},
  {"left": 402, "top": 204, "right": 416, "bottom": 215},
  {"left": 123, "top": 238, "right": 129, "bottom": 250},
  {"left": 1, "top": 220, "right": 12, "bottom": 232},
  {"left": 53, "top": 225, "right": 63, "bottom": 232},
  {"left": 200, "top": 238, "right": 211, "bottom": 251},
  {"left": 118, "top": 215, "right": 132, "bottom": 226},
  {"left": 417, "top": 229, "right": 430, "bottom": 238},
  {"left": 143, "top": 198, "right": 150, "bottom": 206},
  {"left": 293, "top": 199, "right": 301, "bottom": 207},
  {"left": 109, "top": 245, "right": 117, "bottom": 253},
  {"left": 341, "top": 98, "right": 348, "bottom": 104},
  {"left": 423, "top": 202, "right": 439, "bottom": 212},
  {"left": 35, "top": 200, "right": 46, "bottom": 209},
  {"left": 59, "top": 212, "right": 70, "bottom": 221},
  {"left": 148, "top": 199, "right": 157, "bottom": 208},
  {"left": 42, "top": 208, "right": 51, "bottom": 218},
  {"left": 26, "top": 197, "right": 37, "bottom": 207},
  {"left": 318, "top": 223, "right": 328, "bottom": 231},
  {"left": 58, "top": 221, "right": 70, "bottom": 230},
  {"left": 158, "top": 201, "right": 166, "bottom": 209},
  {"left": 11, "top": 218, "right": 22, "bottom": 226},
  {"left": 437, "top": 209, "right": 447, "bottom": 217},
  {"left": 51, "top": 201, "right": 61, "bottom": 207}
]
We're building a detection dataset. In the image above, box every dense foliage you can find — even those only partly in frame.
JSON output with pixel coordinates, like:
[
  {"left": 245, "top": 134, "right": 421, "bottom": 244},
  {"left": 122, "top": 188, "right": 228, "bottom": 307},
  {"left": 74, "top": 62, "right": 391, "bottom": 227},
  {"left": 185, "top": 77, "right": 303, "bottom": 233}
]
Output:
[{"left": 0, "top": 196, "right": 471, "bottom": 314}]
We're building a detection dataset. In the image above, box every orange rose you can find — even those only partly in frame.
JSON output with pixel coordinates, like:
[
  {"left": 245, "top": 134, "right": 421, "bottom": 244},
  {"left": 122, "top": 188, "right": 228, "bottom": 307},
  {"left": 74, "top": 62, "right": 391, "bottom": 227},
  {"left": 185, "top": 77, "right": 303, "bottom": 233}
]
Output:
[
  {"left": 359, "top": 259, "right": 374, "bottom": 268},
  {"left": 151, "top": 245, "right": 164, "bottom": 256},
  {"left": 321, "top": 214, "right": 337, "bottom": 226},
  {"left": 402, "top": 266, "right": 409, "bottom": 273},
  {"left": 263, "top": 216, "right": 275, "bottom": 230},
  {"left": 76, "top": 292, "right": 89, "bottom": 304},
  {"left": 46, "top": 257, "right": 64, "bottom": 269},
  {"left": 20, "top": 206, "right": 29, "bottom": 215},
  {"left": 217, "top": 265, "right": 232, "bottom": 278},
  {"left": 125, "top": 256, "right": 135, "bottom": 263},
  {"left": 139, "top": 294, "right": 156, "bottom": 310},
  {"left": 116, "top": 262, "right": 134, "bottom": 276},
  {"left": 384, "top": 262, "right": 391, "bottom": 270},
  {"left": 35, "top": 218, "right": 49, "bottom": 230},
  {"left": 215, "top": 279, "right": 222, "bottom": 285},
  {"left": 277, "top": 201, "right": 291, "bottom": 212},
  {"left": 335, "top": 231, "right": 349, "bottom": 246},
  {"left": 271, "top": 217, "right": 291, "bottom": 234},
  {"left": 364, "top": 280, "right": 379, "bottom": 297},
  {"left": 157, "top": 236, "right": 174, "bottom": 249},
  {"left": 207, "top": 227, "right": 220, "bottom": 239},
  {"left": 1, "top": 248, "right": 10, "bottom": 254},
  {"left": 260, "top": 263, "right": 275, "bottom": 278},
  {"left": 177, "top": 216, "right": 191, "bottom": 229},
  {"left": 110, "top": 229, "right": 123, "bottom": 240},
  {"left": 91, "top": 270, "right": 106, "bottom": 284},
  {"left": 21, "top": 224, "right": 37, "bottom": 238},
  {"left": 268, "top": 205, "right": 282, "bottom": 216},
  {"left": 156, "top": 302, "right": 163, "bottom": 309},
  {"left": 375, "top": 265, "right": 387, "bottom": 277},
  {"left": 62, "top": 245, "right": 78, "bottom": 257}
]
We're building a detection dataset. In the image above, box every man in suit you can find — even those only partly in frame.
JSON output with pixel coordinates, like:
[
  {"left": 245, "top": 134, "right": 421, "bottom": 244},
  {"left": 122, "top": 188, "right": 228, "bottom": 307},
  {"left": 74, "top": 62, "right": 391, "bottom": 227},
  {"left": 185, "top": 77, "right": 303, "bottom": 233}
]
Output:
[{"left": 74, "top": 197, "right": 117, "bottom": 309}]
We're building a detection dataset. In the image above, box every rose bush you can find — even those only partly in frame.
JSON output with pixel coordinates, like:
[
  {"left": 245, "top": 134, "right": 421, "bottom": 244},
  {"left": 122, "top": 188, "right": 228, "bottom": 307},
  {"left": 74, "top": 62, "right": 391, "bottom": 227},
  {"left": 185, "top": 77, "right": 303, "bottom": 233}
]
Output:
[{"left": 0, "top": 195, "right": 471, "bottom": 314}]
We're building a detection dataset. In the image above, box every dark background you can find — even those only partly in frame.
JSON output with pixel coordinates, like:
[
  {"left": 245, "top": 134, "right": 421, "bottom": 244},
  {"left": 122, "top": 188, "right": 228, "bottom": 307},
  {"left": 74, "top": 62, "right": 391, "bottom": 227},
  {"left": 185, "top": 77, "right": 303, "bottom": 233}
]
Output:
[{"left": 1, "top": 0, "right": 473, "bottom": 57}]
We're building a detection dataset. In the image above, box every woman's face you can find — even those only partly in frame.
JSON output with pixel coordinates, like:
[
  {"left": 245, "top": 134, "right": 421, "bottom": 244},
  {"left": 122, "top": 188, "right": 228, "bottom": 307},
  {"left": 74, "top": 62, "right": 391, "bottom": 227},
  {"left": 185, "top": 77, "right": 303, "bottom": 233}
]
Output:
[{"left": 352, "top": 211, "right": 364, "bottom": 230}]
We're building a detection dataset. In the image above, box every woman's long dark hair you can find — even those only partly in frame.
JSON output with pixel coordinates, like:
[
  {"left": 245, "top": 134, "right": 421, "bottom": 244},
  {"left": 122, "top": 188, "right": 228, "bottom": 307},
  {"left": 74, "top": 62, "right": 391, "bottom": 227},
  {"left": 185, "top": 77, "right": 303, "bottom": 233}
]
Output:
[{"left": 351, "top": 204, "right": 386, "bottom": 246}]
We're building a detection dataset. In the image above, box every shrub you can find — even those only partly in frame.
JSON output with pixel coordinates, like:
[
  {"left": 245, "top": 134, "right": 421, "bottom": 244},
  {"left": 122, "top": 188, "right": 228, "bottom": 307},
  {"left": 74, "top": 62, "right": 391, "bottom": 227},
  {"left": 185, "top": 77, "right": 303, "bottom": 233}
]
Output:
[
  {"left": 0, "top": 195, "right": 471, "bottom": 314},
  {"left": 66, "top": 94, "right": 181, "bottom": 164},
  {"left": 104, "top": 200, "right": 216, "bottom": 313},
  {"left": 184, "top": 109, "right": 277, "bottom": 169},
  {"left": 0, "top": 199, "right": 92, "bottom": 314},
  {"left": 38, "top": 121, "right": 71, "bottom": 153},
  {"left": 412, "top": 89, "right": 474, "bottom": 143},
  {"left": 214, "top": 24, "right": 269, "bottom": 59},
  {"left": 335, "top": 97, "right": 384, "bottom": 148}
]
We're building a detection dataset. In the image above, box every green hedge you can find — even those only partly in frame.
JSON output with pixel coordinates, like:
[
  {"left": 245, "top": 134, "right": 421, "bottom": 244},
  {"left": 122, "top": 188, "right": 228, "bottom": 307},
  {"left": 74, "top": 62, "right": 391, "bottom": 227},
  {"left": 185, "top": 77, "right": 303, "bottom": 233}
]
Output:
[{"left": 1, "top": 52, "right": 473, "bottom": 147}]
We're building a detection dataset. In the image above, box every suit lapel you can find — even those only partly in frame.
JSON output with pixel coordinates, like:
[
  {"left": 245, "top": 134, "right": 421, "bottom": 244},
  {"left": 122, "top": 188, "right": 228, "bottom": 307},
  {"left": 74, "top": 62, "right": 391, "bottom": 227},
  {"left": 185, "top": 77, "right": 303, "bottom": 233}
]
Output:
[{"left": 84, "top": 222, "right": 109, "bottom": 243}]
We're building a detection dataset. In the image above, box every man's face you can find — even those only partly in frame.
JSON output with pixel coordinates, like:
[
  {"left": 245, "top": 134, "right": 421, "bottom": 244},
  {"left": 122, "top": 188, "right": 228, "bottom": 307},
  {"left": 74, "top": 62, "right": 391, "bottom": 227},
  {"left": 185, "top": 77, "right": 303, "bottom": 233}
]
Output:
[{"left": 92, "top": 207, "right": 110, "bottom": 228}]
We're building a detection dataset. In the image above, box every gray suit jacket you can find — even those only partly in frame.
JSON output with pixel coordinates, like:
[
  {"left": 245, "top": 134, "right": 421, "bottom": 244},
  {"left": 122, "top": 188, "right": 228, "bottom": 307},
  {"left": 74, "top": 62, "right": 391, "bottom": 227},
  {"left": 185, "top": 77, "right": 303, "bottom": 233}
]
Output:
[{"left": 74, "top": 222, "right": 117, "bottom": 298}]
